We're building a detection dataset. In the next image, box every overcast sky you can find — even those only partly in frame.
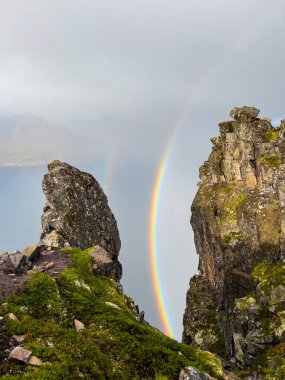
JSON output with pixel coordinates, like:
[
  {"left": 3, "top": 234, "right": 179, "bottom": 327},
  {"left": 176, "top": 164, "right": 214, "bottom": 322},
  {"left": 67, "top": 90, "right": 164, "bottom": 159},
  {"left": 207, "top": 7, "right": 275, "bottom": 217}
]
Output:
[{"left": 1, "top": 0, "right": 285, "bottom": 339}]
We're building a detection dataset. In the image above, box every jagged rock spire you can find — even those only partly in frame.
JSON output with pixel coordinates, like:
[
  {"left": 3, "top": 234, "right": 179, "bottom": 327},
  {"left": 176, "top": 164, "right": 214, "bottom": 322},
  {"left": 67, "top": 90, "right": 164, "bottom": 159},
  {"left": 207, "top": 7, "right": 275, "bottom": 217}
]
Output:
[
  {"left": 183, "top": 107, "right": 285, "bottom": 368},
  {"left": 40, "top": 160, "right": 121, "bottom": 257}
]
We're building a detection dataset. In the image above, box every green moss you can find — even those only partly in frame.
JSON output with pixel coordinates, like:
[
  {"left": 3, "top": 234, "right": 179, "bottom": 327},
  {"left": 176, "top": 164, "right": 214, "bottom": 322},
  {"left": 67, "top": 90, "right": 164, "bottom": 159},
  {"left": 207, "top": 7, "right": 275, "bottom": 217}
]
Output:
[
  {"left": 255, "top": 202, "right": 281, "bottom": 245},
  {"left": 208, "top": 331, "right": 227, "bottom": 359},
  {"left": 260, "top": 154, "right": 281, "bottom": 168},
  {"left": 238, "top": 343, "right": 285, "bottom": 380},
  {"left": 218, "top": 187, "right": 248, "bottom": 226},
  {"left": 235, "top": 296, "right": 260, "bottom": 313},
  {"left": 233, "top": 263, "right": 285, "bottom": 379},
  {"left": 252, "top": 261, "right": 285, "bottom": 295},
  {"left": 222, "top": 231, "right": 243, "bottom": 245},
  {"left": 265, "top": 130, "right": 279, "bottom": 142},
  {"left": 0, "top": 248, "right": 226, "bottom": 380},
  {"left": 194, "top": 350, "right": 224, "bottom": 380},
  {"left": 0, "top": 272, "right": 64, "bottom": 321}
]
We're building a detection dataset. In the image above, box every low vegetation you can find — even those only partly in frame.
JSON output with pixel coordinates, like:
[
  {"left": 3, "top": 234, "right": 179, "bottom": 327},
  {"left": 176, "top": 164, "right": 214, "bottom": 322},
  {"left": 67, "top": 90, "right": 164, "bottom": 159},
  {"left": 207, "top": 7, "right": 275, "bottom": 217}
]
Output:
[
  {"left": 0, "top": 248, "right": 225, "bottom": 380},
  {"left": 259, "top": 154, "right": 281, "bottom": 168}
]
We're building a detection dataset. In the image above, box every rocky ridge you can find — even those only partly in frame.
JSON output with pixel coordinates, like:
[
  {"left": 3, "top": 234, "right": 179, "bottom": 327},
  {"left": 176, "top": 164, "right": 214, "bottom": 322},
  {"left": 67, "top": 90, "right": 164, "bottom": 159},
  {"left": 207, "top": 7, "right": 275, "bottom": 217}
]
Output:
[
  {"left": 0, "top": 161, "right": 226, "bottom": 379},
  {"left": 183, "top": 106, "right": 285, "bottom": 377}
]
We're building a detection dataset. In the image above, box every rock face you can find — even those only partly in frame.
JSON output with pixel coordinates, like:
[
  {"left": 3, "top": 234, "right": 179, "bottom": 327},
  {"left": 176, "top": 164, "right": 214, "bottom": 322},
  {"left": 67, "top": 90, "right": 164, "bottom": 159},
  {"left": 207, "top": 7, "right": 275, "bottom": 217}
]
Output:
[
  {"left": 183, "top": 107, "right": 285, "bottom": 367},
  {"left": 89, "top": 245, "right": 122, "bottom": 281},
  {"left": 40, "top": 160, "right": 121, "bottom": 257}
]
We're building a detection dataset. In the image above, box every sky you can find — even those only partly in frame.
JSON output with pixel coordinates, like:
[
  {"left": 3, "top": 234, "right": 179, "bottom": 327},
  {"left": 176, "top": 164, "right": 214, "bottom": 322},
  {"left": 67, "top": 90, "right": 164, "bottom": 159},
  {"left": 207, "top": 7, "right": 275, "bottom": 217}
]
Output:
[{"left": 1, "top": 0, "right": 285, "bottom": 339}]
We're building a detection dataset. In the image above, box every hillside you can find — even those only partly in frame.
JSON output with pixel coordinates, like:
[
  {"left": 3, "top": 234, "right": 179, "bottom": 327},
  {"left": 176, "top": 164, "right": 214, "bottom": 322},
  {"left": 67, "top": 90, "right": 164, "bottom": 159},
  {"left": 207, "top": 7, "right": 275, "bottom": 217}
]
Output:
[{"left": 0, "top": 247, "right": 225, "bottom": 379}]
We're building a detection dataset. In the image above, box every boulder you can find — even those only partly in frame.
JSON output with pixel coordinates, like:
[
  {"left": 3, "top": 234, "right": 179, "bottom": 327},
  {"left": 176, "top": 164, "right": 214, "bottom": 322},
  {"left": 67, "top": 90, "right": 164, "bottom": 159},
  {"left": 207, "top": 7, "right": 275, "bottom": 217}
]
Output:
[
  {"left": 105, "top": 301, "right": 120, "bottom": 309},
  {"left": 7, "top": 313, "right": 19, "bottom": 323},
  {"left": 0, "top": 252, "right": 9, "bottom": 262},
  {"left": 44, "top": 261, "right": 54, "bottom": 270},
  {"left": 12, "top": 335, "right": 26, "bottom": 343},
  {"left": 2, "top": 251, "right": 31, "bottom": 274},
  {"left": 8, "top": 346, "right": 32, "bottom": 363},
  {"left": 27, "top": 355, "right": 42, "bottom": 366},
  {"left": 40, "top": 161, "right": 121, "bottom": 257},
  {"left": 22, "top": 245, "right": 42, "bottom": 261},
  {"left": 230, "top": 106, "right": 260, "bottom": 122},
  {"left": 74, "top": 319, "right": 85, "bottom": 332},
  {"left": 179, "top": 366, "right": 216, "bottom": 380},
  {"left": 89, "top": 245, "right": 122, "bottom": 281}
]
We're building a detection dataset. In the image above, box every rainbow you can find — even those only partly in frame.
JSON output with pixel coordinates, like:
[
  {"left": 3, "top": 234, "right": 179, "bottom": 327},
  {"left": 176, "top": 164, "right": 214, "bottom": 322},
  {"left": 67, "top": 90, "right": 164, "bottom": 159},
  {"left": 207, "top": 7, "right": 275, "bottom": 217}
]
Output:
[
  {"left": 107, "top": 7, "right": 277, "bottom": 338},
  {"left": 148, "top": 17, "right": 260, "bottom": 337},
  {"left": 149, "top": 128, "right": 180, "bottom": 339},
  {"left": 148, "top": 40, "right": 229, "bottom": 338}
]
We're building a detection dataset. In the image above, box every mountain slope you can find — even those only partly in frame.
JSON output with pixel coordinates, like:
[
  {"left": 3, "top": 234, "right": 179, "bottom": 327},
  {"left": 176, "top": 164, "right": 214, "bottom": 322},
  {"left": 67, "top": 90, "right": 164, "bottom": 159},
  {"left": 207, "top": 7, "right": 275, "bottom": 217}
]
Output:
[{"left": 0, "top": 247, "right": 224, "bottom": 380}]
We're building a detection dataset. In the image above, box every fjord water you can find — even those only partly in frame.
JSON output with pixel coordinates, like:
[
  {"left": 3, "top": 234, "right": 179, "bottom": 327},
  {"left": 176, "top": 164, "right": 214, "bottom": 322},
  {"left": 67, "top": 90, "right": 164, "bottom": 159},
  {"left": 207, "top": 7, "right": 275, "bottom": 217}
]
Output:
[
  {"left": 0, "top": 165, "right": 46, "bottom": 251},
  {"left": 0, "top": 164, "right": 162, "bottom": 336}
]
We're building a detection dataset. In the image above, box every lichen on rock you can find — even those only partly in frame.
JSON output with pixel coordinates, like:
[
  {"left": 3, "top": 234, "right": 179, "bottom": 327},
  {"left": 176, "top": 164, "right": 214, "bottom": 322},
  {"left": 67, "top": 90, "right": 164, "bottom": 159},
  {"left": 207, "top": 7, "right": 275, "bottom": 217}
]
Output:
[
  {"left": 183, "top": 106, "right": 285, "bottom": 376},
  {"left": 40, "top": 160, "right": 121, "bottom": 256}
]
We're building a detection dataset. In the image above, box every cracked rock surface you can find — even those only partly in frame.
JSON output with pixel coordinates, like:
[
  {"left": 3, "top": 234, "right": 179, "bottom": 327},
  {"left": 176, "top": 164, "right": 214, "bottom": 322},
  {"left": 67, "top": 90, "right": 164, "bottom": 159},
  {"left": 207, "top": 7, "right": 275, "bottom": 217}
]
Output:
[
  {"left": 40, "top": 160, "right": 121, "bottom": 257},
  {"left": 183, "top": 107, "right": 285, "bottom": 371}
]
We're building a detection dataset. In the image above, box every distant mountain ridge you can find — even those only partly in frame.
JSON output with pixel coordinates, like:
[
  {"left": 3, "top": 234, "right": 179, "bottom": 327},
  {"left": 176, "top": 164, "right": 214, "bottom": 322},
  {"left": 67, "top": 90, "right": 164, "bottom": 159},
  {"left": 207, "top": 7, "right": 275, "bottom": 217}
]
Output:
[{"left": 0, "top": 115, "right": 100, "bottom": 166}]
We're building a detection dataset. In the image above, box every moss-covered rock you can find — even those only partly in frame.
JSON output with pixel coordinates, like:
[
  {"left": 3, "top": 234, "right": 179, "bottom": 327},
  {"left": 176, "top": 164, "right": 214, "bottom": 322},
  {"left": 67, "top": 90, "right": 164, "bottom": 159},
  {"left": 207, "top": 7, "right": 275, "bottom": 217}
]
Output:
[
  {"left": 0, "top": 248, "right": 226, "bottom": 380},
  {"left": 183, "top": 108, "right": 285, "bottom": 379},
  {"left": 232, "top": 262, "right": 285, "bottom": 376}
]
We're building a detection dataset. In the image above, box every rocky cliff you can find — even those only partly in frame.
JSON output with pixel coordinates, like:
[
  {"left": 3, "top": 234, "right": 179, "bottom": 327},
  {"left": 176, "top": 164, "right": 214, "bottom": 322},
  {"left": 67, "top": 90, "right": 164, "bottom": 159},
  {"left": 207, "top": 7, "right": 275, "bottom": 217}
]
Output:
[
  {"left": 183, "top": 107, "right": 285, "bottom": 376},
  {"left": 40, "top": 160, "right": 121, "bottom": 257}
]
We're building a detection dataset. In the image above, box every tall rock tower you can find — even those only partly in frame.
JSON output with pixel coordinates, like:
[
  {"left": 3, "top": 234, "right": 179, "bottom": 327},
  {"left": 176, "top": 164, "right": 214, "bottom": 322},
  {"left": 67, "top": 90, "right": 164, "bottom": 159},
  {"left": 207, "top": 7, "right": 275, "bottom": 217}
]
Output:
[
  {"left": 183, "top": 107, "right": 285, "bottom": 367},
  {"left": 40, "top": 160, "right": 121, "bottom": 256}
]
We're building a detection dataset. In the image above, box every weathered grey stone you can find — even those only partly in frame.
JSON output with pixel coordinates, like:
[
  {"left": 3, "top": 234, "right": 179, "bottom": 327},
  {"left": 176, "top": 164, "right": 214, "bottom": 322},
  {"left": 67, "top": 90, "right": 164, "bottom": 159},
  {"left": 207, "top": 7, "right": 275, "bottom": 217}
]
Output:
[
  {"left": 230, "top": 106, "right": 260, "bottom": 122},
  {"left": 12, "top": 335, "right": 26, "bottom": 343},
  {"left": 0, "top": 252, "right": 8, "bottom": 261},
  {"left": 74, "top": 319, "right": 85, "bottom": 332},
  {"left": 89, "top": 245, "right": 122, "bottom": 281},
  {"left": 270, "top": 285, "right": 285, "bottom": 305},
  {"left": 44, "top": 261, "right": 54, "bottom": 270},
  {"left": 3, "top": 251, "right": 31, "bottom": 274},
  {"left": 7, "top": 313, "right": 19, "bottom": 323},
  {"left": 136, "top": 311, "right": 144, "bottom": 323},
  {"left": 27, "top": 355, "right": 42, "bottom": 366},
  {"left": 40, "top": 160, "right": 121, "bottom": 257},
  {"left": 8, "top": 346, "right": 32, "bottom": 363},
  {"left": 183, "top": 107, "right": 285, "bottom": 366},
  {"left": 179, "top": 366, "right": 216, "bottom": 380},
  {"left": 22, "top": 245, "right": 41, "bottom": 261},
  {"left": 105, "top": 301, "right": 120, "bottom": 309}
]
